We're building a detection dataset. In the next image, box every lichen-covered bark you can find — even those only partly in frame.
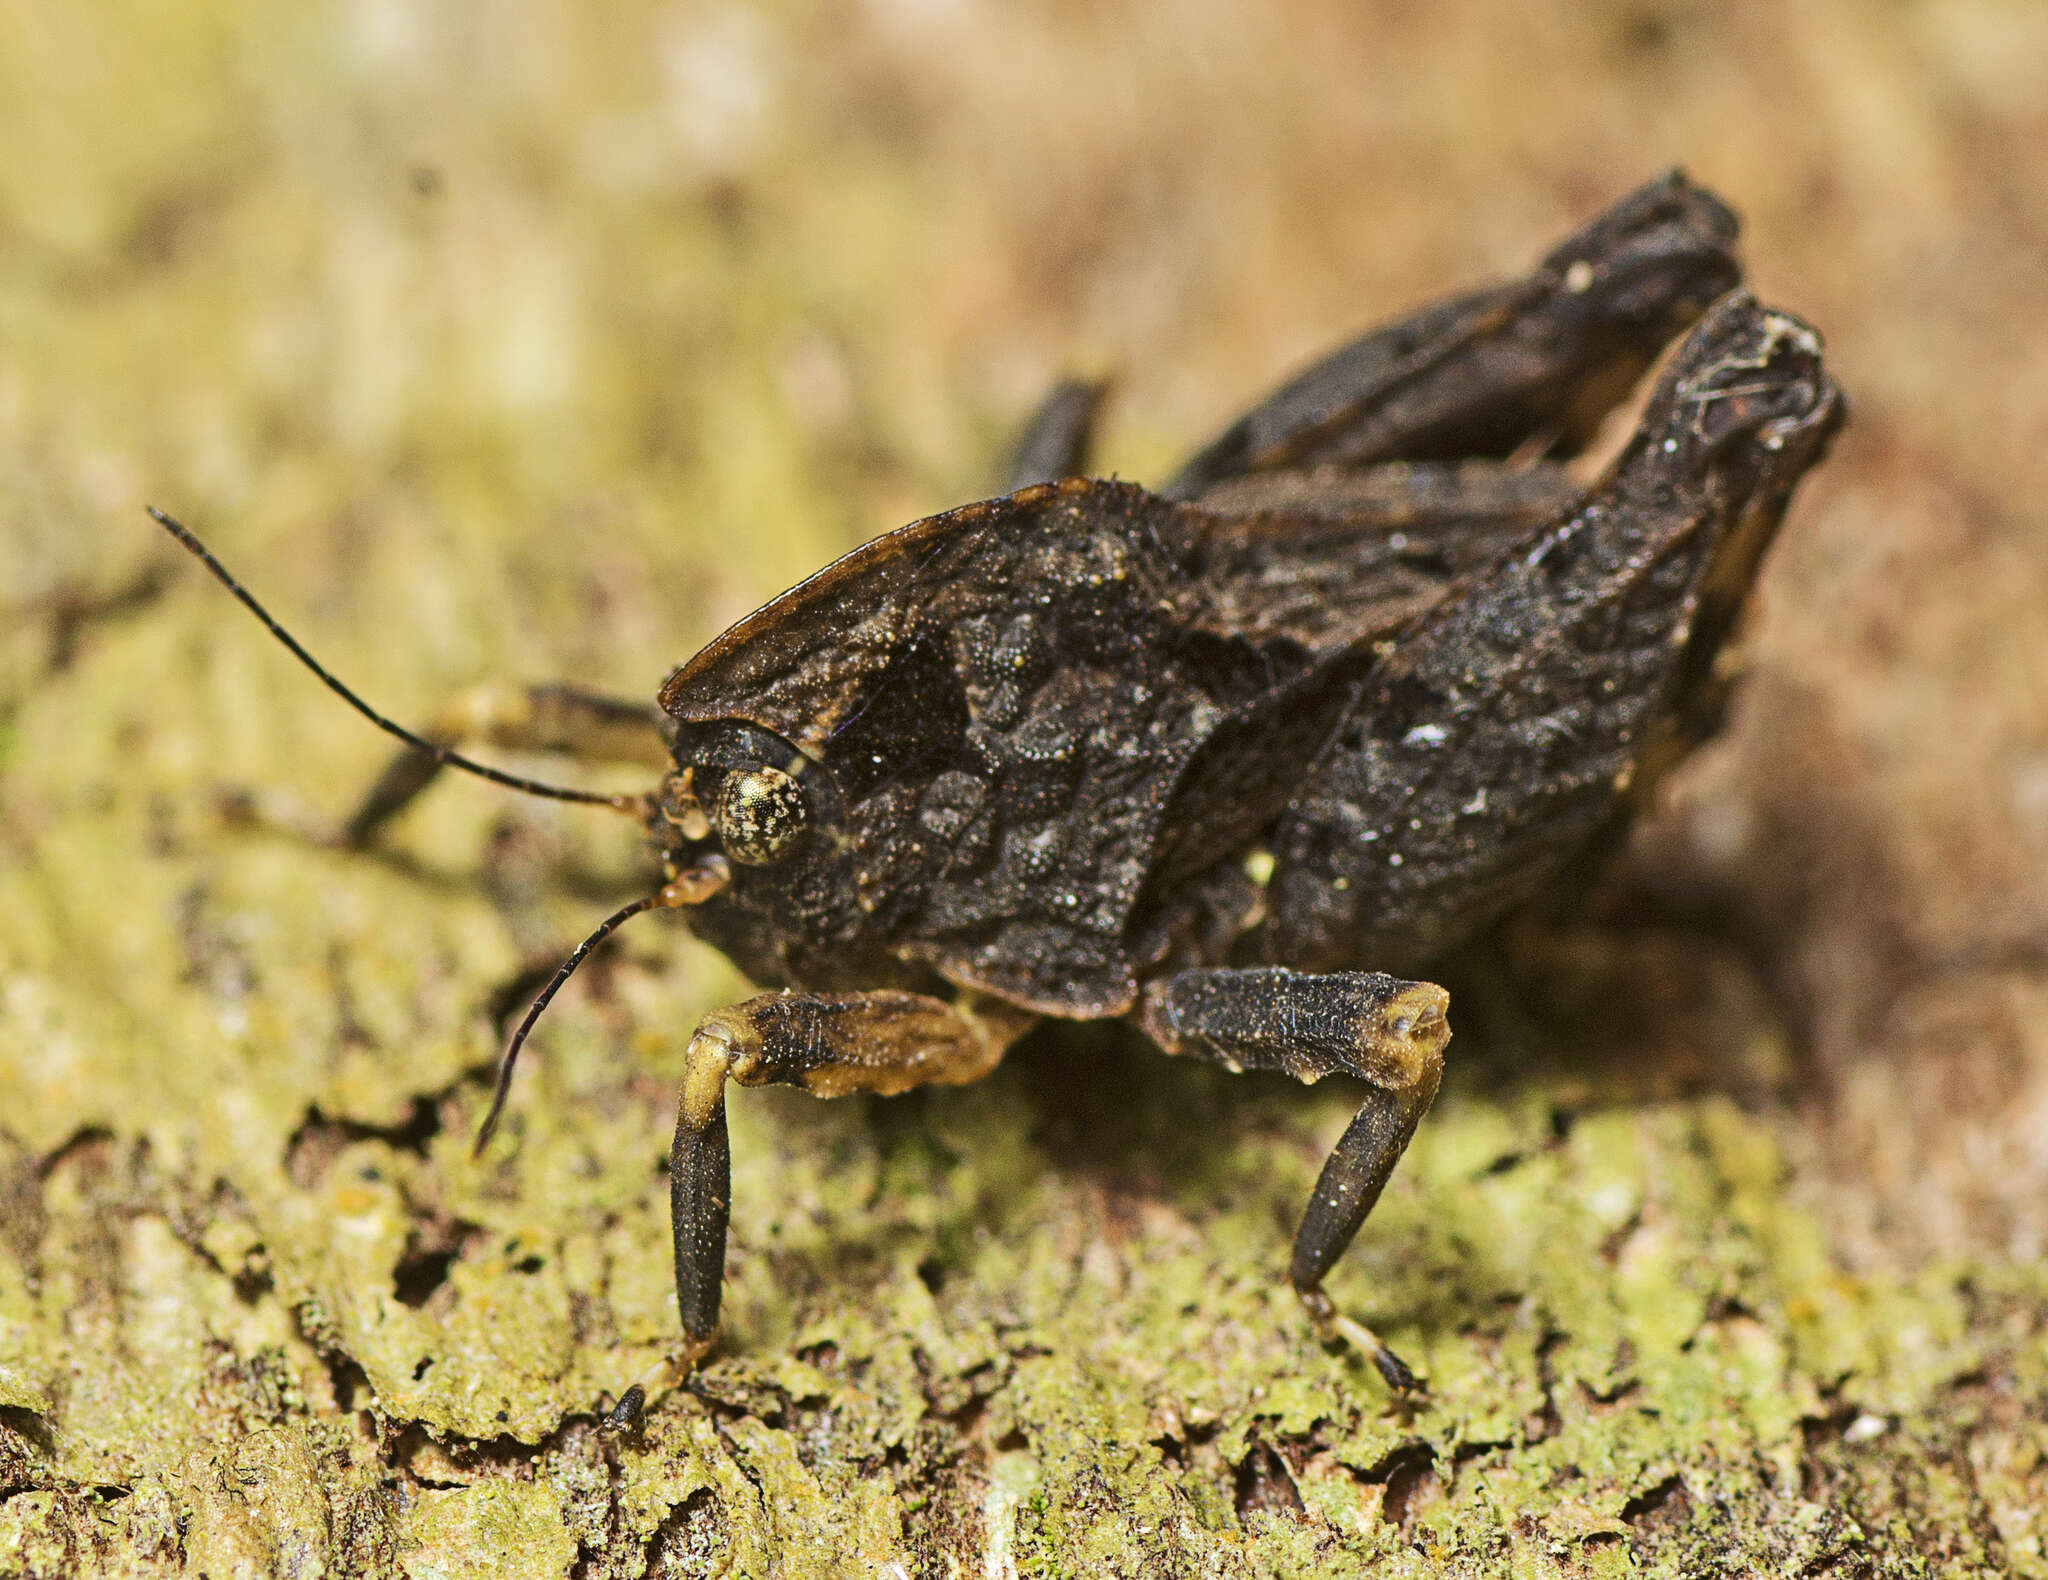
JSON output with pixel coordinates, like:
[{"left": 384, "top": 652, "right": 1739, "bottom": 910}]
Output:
[{"left": 5, "top": 3, "right": 2048, "bottom": 1576}]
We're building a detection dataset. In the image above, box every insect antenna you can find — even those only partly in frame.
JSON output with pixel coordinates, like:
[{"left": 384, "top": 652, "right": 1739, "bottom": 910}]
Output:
[
  {"left": 472, "top": 892, "right": 658, "bottom": 1153},
  {"left": 149, "top": 506, "right": 640, "bottom": 814},
  {"left": 471, "top": 858, "right": 730, "bottom": 1155}
]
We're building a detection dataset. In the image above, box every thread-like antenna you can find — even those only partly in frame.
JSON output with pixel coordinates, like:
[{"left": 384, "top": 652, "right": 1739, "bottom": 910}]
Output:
[
  {"left": 149, "top": 506, "right": 639, "bottom": 814},
  {"left": 470, "top": 861, "right": 729, "bottom": 1153},
  {"left": 472, "top": 893, "right": 660, "bottom": 1153}
]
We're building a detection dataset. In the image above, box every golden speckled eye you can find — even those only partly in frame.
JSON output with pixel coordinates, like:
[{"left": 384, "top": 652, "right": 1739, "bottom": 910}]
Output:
[{"left": 713, "top": 766, "right": 808, "bottom": 865}]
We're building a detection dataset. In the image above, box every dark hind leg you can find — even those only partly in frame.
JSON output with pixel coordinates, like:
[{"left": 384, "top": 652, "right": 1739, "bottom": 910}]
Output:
[
  {"left": 609, "top": 988, "right": 1038, "bottom": 1425},
  {"left": 1140, "top": 966, "right": 1449, "bottom": 1389},
  {"left": 343, "top": 682, "right": 667, "bottom": 845},
  {"left": 1164, "top": 171, "right": 1741, "bottom": 497}
]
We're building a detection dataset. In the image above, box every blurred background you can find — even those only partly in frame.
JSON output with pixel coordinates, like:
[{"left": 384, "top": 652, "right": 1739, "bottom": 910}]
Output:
[{"left": 3, "top": 2, "right": 2046, "bottom": 1575}]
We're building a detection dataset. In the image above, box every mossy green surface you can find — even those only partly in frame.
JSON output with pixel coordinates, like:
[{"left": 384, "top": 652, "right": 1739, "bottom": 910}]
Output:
[{"left": 6, "top": 3, "right": 2048, "bottom": 1575}]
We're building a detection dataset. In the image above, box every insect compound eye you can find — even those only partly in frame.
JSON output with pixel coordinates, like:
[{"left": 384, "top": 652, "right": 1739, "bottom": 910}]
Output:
[{"left": 712, "top": 766, "right": 809, "bottom": 865}]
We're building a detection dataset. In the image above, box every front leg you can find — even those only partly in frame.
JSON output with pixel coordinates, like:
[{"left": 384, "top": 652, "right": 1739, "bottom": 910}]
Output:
[
  {"left": 1142, "top": 967, "right": 1450, "bottom": 1390},
  {"left": 611, "top": 988, "right": 1037, "bottom": 1425},
  {"left": 345, "top": 681, "right": 668, "bottom": 846}
]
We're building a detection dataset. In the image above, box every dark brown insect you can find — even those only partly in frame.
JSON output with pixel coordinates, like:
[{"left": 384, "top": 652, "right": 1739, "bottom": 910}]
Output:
[{"left": 154, "top": 170, "right": 1843, "bottom": 1423}]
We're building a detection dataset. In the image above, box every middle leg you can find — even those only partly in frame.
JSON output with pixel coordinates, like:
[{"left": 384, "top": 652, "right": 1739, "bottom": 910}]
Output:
[
  {"left": 1141, "top": 965, "right": 1450, "bottom": 1389},
  {"left": 1003, "top": 376, "right": 1109, "bottom": 491}
]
